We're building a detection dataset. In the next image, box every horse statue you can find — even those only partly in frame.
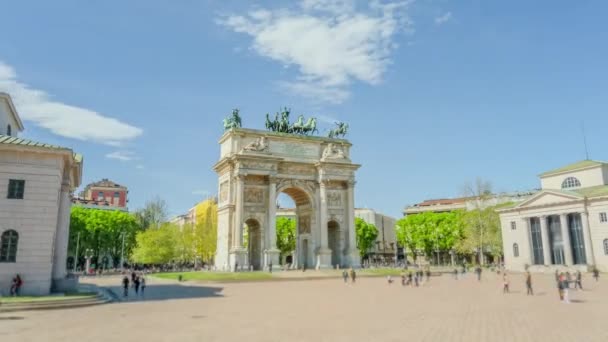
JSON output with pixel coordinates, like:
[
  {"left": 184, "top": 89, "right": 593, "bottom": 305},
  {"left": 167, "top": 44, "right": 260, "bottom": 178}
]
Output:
[
  {"left": 303, "top": 117, "right": 318, "bottom": 135},
  {"left": 279, "top": 108, "right": 291, "bottom": 133},
  {"left": 223, "top": 108, "right": 242, "bottom": 131},
  {"left": 292, "top": 115, "right": 305, "bottom": 134},
  {"left": 328, "top": 121, "right": 348, "bottom": 138},
  {"left": 265, "top": 113, "right": 275, "bottom": 131}
]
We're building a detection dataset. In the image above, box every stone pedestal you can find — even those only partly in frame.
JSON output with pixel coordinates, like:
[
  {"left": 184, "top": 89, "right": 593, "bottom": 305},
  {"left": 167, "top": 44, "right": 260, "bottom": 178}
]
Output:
[
  {"left": 229, "top": 248, "right": 247, "bottom": 272},
  {"left": 347, "top": 248, "right": 361, "bottom": 268},
  {"left": 264, "top": 249, "right": 281, "bottom": 270},
  {"left": 315, "top": 248, "right": 333, "bottom": 269}
]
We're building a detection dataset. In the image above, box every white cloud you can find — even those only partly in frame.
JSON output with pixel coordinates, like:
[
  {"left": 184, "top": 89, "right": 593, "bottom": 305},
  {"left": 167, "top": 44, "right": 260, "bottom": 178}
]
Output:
[
  {"left": 435, "top": 12, "right": 452, "bottom": 25},
  {"left": 106, "top": 150, "right": 136, "bottom": 161},
  {"left": 218, "top": 0, "right": 413, "bottom": 103},
  {"left": 136, "top": 164, "right": 145, "bottom": 169},
  {"left": 0, "top": 61, "right": 142, "bottom": 146}
]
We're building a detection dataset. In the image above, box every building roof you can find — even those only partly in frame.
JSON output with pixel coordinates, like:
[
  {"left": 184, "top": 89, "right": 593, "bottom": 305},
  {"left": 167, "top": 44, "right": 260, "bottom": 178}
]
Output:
[
  {"left": 0, "top": 134, "right": 83, "bottom": 162},
  {"left": 85, "top": 178, "right": 126, "bottom": 189},
  {"left": 411, "top": 197, "right": 469, "bottom": 207},
  {"left": 539, "top": 160, "right": 607, "bottom": 177},
  {"left": 571, "top": 184, "right": 608, "bottom": 198},
  {"left": 0, "top": 92, "right": 25, "bottom": 131}
]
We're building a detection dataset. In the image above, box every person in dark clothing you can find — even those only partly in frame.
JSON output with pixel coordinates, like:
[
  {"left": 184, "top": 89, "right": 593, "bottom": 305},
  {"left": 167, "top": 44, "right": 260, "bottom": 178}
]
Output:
[
  {"left": 140, "top": 276, "right": 146, "bottom": 296},
  {"left": 525, "top": 271, "right": 533, "bottom": 295},
  {"left": 453, "top": 268, "right": 458, "bottom": 279},
  {"left": 269, "top": 262, "right": 273, "bottom": 274},
  {"left": 575, "top": 271, "right": 583, "bottom": 290},
  {"left": 134, "top": 276, "right": 141, "bottom": 295},
  {"left": 342, "top": 270, "right": 348, "bottom": 283},
  {"left": 407, "top": 271, "right": 413, "bottom": 286},
  {"left": 426, "top": 269, "right": 431, "bottom": 282},
  {"left": 10, "top": 275, "right": 23, "bottom": 296},
  {"left": 122, "top": 276, "right": 130, "bottom": 297},
  {"left": 475, "top": 266, "right": 482, "bottom": 281},
  {"left": 401, "top": 274, "right": 406, "bottom": 286},
  {"left": 349, "top": 268, "right": 356, "bottom": 284}
]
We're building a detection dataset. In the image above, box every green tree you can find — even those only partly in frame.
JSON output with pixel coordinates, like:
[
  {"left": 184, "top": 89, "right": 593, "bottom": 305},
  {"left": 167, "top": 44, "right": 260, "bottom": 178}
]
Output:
[
  {"left": 134, "top": 197, "right": 168, "bottom": 230},
  {"left": 193, "top": 199, "right": 218, "bottom": 263},
  {"left": 276, "top": 217, "right": 296, "bottom": 259},
  {"left": 355, "top": 217, "right": 379, "bottom": 258},
  {"left": 396, "top": 211, "right": 464, "bottom": 263},
  {"left": 68, "top": 207, "right": 141, "bottom": 268},
  {"left": 131, "top": 223, "right": 178, "bottom": 264}
]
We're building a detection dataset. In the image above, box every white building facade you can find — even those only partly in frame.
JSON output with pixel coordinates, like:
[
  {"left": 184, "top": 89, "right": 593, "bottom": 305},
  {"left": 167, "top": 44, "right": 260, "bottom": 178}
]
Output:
[
  {"left": 499, "top": 160, "right": 608, "bottom": 272},
  {"left": 0, "top": 93, "right": 82, "bottom": 295}
]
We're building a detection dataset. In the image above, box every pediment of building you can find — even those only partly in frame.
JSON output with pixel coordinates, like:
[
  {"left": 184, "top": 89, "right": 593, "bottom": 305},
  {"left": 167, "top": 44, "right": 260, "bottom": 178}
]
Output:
[{"left": 515, "top": 190, "right": 582, "bottom": 209}]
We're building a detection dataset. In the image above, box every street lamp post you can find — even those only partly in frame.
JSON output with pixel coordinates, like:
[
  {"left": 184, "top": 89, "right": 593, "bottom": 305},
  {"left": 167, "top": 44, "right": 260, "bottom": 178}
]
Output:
[{"left": 120, "top": 231, "right": 126, "bottom": 272}]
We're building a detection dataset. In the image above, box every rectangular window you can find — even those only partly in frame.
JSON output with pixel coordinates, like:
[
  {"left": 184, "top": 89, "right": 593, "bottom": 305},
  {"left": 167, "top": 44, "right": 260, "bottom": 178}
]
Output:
[
  {"left": 510, "top": 221, "right": 516, "bottom": 230},
  {"left": 600, "top": 212, "right": 607, "bottom": 223},
  {"left": 7, "top": 180, "right": 25, "bottom": 199},
  {"left": 114, "top": 191, "right": 120, "bottom": 197},
  {"left": 98, "top": 191, "right": 104, "bottom": 198}
]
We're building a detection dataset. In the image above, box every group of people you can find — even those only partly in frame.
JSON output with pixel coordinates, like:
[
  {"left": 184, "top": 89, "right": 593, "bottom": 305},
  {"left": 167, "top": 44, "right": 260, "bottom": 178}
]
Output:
[
  {"left": 389, "top": 269, "right": 432, "bottom": 287},
  {"left": 122, "top": 271, "right": 146, "bottom": 297},
  {"left": 342, "top": 268, "right": 357, "bottom": 284}
]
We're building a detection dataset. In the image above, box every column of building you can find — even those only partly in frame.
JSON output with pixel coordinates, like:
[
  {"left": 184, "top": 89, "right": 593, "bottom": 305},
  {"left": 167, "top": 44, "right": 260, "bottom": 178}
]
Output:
[
  {"left": 52, "top": 177, "right": 72, "bottom": 283},
  {"left": 230, "top": 174, "right": 245, "bottom": 270},
  {"left": 346, "top": 180, "right": 359, "bottom": 267},
  {"left": 265, "top": 177, "right": 279, "bottom": 270},
  {"left": 316, "top": 179, "right": 330, "bottom": 269},
  {"left": 559, "top": 213, "right": 574, "bottom": 265},
  {"left": 539, "top": 215, "right": 551, "bottom": 265},
  {"left": 580, "top": 212, "right": 595, "bottom": 265}
]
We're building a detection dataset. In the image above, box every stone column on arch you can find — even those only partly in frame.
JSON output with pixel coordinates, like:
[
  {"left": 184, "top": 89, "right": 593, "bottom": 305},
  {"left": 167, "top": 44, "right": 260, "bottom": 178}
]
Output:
[
  {"left": 264, "top": 176, "right": 280, "bottom": 270},
  {"left": 316, "top": 179, "right": 332, "bottom": 269},
  {"left": 559, "top": 213, "right": 574, "bottom": 266},
  {"left": 346, "top": 179, "right": 360, "bottom": 267},
  {"left": 539, "top": 215, "right": 552, "bottom": 265},
  {"left": 229, "top": 174, "right": 247, "bottom": 271},
  {"left": 580, "top": 212, "right": 596, "bottom": 266}
]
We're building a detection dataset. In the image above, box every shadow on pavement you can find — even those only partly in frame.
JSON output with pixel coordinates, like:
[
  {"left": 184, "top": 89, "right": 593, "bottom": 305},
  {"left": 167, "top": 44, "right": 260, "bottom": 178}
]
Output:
[
  {"left": 109, "top": 284, "right": 224, "bottom": 303},
  {"left": 0, "top": 316, "right": 24, "bottom": 320}
]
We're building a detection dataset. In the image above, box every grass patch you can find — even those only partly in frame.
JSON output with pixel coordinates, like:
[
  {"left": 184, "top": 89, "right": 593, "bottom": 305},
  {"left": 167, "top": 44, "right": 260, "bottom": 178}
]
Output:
[
  {"left": 153, "top": 271, "right": 274, "bottom": 282},
  {"left": 360, "top": 268, "right": 405, "bottom": 276},
  {"left": 0, "top": 292, "right": 96, "bottom": 304}
]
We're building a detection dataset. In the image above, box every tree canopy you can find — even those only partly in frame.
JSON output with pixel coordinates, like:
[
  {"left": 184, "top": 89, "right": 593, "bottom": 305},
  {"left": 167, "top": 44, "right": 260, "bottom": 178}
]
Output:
[
  {"left": 68, "top": 207, "right": 141, "bottom": 268},
  {"left": 355, "top": 217, "right": 379, "bottom": 257},
  {"left": 276, "top": 217, "right": 296, "bottom": 258},
  {"left": 396, "top": 211, "right": 464, "bottom": 259}
]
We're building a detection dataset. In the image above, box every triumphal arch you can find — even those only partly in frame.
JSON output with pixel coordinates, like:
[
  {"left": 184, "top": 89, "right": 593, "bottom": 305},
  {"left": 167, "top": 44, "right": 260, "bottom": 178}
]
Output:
[{"left": 214, "top": 128, "right": 361, "bottom": 271}]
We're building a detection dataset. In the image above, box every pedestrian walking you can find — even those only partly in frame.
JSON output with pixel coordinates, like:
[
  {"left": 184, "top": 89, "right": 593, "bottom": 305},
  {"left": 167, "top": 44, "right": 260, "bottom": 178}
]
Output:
[
  {"left": 426, "top": 269, "right": 431, "bottom": 282},
  {"left": 502, "top": 273, "right": 509, "bottom": 294},
  {"left": 561, "top": 274, "right": 570, "bottom": 304},
  {"left": 140, "top": 275, "right": 146, "bottom": 296},
  {"left": 269, "top": 262, "right": 273, "bottom": 274},
  {"left": 342, "top": 270, "right": 348, "bottom": 284},
  {"left": 414, "top": 273, "right": 419, "bottom": 287},
  {"left": 122, "top": 275, "right": 130, "bottom": 297},
  {"left": 525, "top": 271, "right": 533, "bottom": 296},
  {"left": 134, "top": 275, "right": 141, "bottom": 295},
  {"left": 401, "top": 274, "right": 406, "bottom": 286},
  {"left": 476, "top": 266, "right": 482, "bottom": 281},
  {"left": 349, "top": 268, "right": 356, "bottom": 284},
  {"left": 593, "top": 267, "right": 599, "bottom": 282},
  {"left": 575, "top": 271, "right": 583, "bottom": 290},
  {"left": 453, "top": 268, "right": 458, "bottom": 280},
  {"left": 557, "top": 273, "right": 564, "bottom": 301},
  {"left": 387, "top": 275, "right": 393, "bottom": 285}
]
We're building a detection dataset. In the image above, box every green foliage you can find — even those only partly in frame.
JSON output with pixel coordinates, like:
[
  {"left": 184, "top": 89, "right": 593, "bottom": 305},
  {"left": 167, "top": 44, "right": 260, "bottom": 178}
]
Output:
[
  {"left": 193, "top": 200, "right": 218, "bottom": 263},
  {"left": 355, "top": 217, "right": 379, "bottom": 257},
  {"left": 68, "top": 207, "right": 141, "bottom": 268},
  {"left": 131, "top": 223, "right": 179, "bottom": 264},
  {"left": 276, "top": 217, "right": 296, "bottom": 257},
  {"left": 456, "top": 207, "right": 502, "bottom": 257},
  {"left": 133, "top": 197, "right": 168, "bottom": 230},
  {"left": 396, "top": 211, "right": 464, "bottom": 259},
  {"left": 153, "top": 271, "right": 272, "bottom": 282}
]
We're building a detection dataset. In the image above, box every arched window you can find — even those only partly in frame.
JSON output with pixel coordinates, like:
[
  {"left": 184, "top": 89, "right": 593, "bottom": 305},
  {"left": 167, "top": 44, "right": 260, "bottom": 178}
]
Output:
[
  {"left": 561, "top": 177, "right": 581, "bottom": 189},
  {"left": 513, "top": 243, "right": 519, "bottom": 257},
  {"left": 604, "top": 239, "right": 608, "bottom": 255},
  {"left": 6, "top": 124, "right": 11, "bottom": 136},
  {"left": 0, "top": 230, "right": 19, "bottom": 262}
]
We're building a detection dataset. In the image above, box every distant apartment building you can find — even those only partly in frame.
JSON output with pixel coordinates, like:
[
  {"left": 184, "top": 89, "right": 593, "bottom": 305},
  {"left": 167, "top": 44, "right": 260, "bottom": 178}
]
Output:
[
  {"left": 403, "top": 191, "right": 536, "bottom": 216},
  {"left": 277, "top": 207, "right": 400, "bottom": 262},
  {"left": 72, "top": 178, "right": 128, "bottom": 211}
]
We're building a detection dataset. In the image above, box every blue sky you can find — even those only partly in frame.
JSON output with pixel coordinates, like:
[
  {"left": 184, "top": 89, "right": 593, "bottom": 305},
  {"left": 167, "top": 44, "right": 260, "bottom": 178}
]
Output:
[{"left": 1, "top": 1, "right": 607, "bottom": 218}]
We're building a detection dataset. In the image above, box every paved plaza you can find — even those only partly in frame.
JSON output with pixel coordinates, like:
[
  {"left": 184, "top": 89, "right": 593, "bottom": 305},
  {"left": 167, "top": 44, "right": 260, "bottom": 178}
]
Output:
[{"left": 1, "top": 272, "right": 607, "bottom": 342}]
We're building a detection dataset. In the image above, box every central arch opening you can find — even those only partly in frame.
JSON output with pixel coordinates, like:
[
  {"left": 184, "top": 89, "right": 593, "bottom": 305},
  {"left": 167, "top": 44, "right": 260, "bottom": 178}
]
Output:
[
  {"left": 328, "top": 220, "right": 340, "bottom": 267},
  {"left": 244, "top": 218, "right": 262, "bottom": 270},
  {"left": 276, "top": 186, "right": 314, "bottom": 270}
]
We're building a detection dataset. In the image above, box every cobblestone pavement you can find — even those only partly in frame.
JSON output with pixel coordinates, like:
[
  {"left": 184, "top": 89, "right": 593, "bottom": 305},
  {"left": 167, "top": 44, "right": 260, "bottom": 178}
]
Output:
[{"left": 1, "top": 272, "right": 606, "bottom": 342}]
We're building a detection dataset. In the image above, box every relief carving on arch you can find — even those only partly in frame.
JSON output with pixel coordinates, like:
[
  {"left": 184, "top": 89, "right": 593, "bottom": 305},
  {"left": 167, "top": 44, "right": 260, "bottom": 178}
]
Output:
[
  {"left": 219, "top": 181, "right": 229, "bottom": 203},
  {"left": 277, "top": 178, "right": 317, "bottom": 195},
  {"left": 327, "top": 191, "right": 342, "bottom": 207},
  {"left": 244, "top": 187, "right": 265, "bottom": 204},
  {"left": 299, "top": 216, "right": 311, "bottom": 234},
  {"left": 278, "top": 163, "right": 316, "bottom": 176}
]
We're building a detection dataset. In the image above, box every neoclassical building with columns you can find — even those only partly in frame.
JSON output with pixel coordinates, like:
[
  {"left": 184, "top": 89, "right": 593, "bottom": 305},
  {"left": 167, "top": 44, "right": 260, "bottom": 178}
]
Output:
[
  {"left": 0, "top": 92, "right": 82, "bottom": 295},
  {"left": 214, "top": 128, "right": 360, "bottom": 271},
  {"left": 499, "top": 160, "right": 608, "bottom": 272}
]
